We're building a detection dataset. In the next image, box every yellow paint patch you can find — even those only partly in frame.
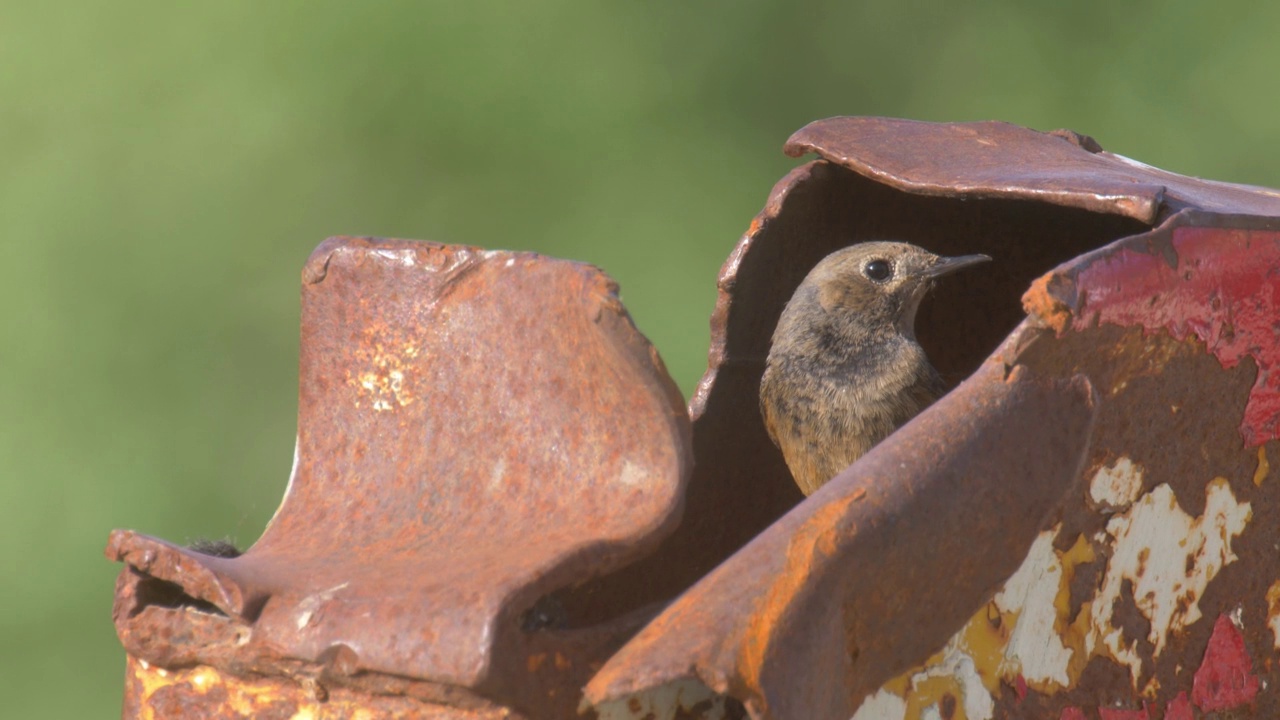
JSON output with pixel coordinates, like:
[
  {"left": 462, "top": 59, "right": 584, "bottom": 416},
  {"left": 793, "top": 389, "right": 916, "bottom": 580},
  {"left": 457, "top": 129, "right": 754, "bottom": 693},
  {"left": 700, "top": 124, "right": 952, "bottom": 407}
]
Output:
[
  {"left": 961, "top": 602, "right": 1015, "bottom": 695},
  {"left": 1254, "top": 446, "right": 1269, "bottom": 486},
  {"left": 1055, "top": 536, "right": 1097, "bottom": 687},
  {"left": 903, "top": 672, "right": 966, "bottom": 720},
  {"left": 1267, "top": 580, "right": 1280, "bottom": 650}
]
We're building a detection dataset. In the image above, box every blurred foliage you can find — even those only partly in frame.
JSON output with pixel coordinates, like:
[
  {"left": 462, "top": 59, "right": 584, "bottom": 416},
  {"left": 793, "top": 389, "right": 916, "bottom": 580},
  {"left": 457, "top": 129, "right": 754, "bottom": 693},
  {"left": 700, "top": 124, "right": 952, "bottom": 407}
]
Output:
[{"left": 3, "top": 0, "right": 1279, "bottom": 714}]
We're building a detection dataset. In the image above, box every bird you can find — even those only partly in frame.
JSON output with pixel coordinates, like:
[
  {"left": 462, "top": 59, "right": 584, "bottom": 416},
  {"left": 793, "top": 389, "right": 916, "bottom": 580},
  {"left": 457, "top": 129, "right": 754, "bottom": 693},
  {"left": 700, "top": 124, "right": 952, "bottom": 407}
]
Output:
[{"left": 759, "top": 242, "right": 990, "bottom": 496}]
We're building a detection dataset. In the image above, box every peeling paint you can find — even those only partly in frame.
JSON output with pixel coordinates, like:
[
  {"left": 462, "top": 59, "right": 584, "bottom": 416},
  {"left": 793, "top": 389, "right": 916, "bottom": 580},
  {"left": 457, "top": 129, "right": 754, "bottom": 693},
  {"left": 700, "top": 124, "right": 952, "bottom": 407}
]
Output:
[
  {"left": 851, "top": 689, "right": 907, "bottom": 720},
  {"left": 1090, "top": 480, "right": 1251, "bottom": 684},
  {"left": 900, "top": 633, "right": 996, "bottom": 720},
  {"left": 1087, "top": 457, "right": 1144, "bottom": 512},
  {"left": 1070, "top": 226, "right": 1280, "bottom": 445},
  {"left": 994, "top": 531, "right": 1073, "bottom": 688},
  {"left": 1254, "top": 446, "right": 1270, "bottom": 486},
  {"left": 1193, "top": 614, "right": 1259, "bottom": 711},
  {"left": 867, "top": 476, "right": 1253, "bottom": 715}
]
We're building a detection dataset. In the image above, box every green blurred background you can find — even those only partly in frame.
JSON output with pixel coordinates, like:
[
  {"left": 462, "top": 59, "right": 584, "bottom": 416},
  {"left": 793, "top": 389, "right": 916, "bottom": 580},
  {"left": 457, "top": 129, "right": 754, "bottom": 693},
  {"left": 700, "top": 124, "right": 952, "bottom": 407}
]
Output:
[{"left": 4, "top": 1, "right": 1279, "bottom": 714}]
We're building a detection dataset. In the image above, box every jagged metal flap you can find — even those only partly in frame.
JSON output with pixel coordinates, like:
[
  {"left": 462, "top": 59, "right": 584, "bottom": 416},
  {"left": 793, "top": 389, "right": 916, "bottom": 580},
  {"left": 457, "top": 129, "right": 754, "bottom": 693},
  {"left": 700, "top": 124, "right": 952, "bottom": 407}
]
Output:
[{"left": 107, "top": 237, "right": 691, "bottom": 695}]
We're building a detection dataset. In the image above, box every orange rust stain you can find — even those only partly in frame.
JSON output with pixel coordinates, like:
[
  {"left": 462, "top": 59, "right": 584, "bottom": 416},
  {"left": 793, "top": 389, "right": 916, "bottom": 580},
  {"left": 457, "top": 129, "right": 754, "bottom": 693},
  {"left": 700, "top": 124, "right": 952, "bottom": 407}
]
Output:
[
  {"left": 738, "top": 493, "right": 858, "bottom": 697},
  {"left": 1254, "top": 446, "right": 1269, "bottom": 487},
  {"left": 553, "top": 652, "right": 571, "bottom": 671},
  {"left": 1022, "top": 274, "right": 1073, "bottom": 334},
  {"left": 748, "top": 217, "right": 763, "bottom": 235},
  {"left": 527, "top": 653, "right": 547, "bottom": 673}
]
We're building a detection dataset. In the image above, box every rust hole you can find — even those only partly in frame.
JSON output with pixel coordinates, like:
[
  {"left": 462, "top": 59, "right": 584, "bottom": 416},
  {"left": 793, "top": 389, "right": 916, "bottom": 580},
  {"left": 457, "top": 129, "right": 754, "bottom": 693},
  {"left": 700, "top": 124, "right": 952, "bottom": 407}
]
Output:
[
  {"left": 519, "top": 594, "right": 569, "bottom": 633},
  {"left": 130, "top": 574, "right": 227, "bottom": 619}
]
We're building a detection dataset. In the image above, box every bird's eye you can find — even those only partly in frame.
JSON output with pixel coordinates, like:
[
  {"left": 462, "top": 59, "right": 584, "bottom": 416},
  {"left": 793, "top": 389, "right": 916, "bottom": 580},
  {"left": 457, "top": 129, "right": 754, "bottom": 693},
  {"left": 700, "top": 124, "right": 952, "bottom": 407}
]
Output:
[{"left": 864, "top": 259, "right": 892, "bottom": 282}]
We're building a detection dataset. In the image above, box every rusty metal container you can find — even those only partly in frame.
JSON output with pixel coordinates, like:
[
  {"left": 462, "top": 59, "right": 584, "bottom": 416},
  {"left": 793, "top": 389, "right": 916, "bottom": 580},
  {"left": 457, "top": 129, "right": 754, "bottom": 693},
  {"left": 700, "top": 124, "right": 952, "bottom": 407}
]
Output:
[{"left": 109, "top": 118, "right": 1280, "bottom": 719}]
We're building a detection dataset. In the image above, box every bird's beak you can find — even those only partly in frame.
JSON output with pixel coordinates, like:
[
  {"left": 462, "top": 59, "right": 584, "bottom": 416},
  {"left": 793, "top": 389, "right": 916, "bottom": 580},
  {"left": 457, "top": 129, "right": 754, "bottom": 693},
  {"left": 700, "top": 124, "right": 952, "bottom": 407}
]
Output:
[{"left": 923, "top": 253, "right": 992, "bottom": 278}]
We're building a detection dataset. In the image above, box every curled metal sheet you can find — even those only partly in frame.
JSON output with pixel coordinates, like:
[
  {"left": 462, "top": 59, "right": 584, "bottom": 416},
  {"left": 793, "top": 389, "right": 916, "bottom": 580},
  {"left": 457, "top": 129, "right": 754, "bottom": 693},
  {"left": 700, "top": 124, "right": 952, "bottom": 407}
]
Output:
[
  {"left": 785, "top": 116, "right": 1280, "bottom": 223},
  {"left": 584, "top": 118, "right": 1280, "bottom": 718},
  {"left": 107, "top": 237, "right": 691, "bottom": 717}
]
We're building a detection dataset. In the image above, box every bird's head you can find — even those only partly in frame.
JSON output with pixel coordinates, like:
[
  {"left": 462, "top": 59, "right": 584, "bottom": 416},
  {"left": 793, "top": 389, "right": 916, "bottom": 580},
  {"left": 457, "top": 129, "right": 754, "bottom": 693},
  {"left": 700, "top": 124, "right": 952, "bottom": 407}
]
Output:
[{"left": 784, "top": 241, "right": 991, "bottom": 344}]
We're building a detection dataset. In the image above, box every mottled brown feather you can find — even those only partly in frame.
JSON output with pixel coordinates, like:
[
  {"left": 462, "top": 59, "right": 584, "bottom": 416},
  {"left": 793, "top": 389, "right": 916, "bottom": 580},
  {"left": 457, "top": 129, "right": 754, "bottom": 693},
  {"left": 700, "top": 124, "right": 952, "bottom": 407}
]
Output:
[{"left": 760, "top": 242, "right": 988, "bottom": 495}]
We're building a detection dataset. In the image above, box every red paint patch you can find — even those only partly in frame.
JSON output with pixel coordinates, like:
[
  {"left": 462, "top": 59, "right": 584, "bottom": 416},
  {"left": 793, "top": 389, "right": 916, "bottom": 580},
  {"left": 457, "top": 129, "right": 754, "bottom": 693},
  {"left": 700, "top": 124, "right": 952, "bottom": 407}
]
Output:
[
  {"left": 1071, "top": 226, "right": 1280, "bottom": 445},
  {"left": 1059, "top": 707, "right": 1088, "bottom": 720},
  {"left": 1015, "top": 673, "right": 1028, "bottom": 700},
  {"left": 1098, "top": 705, "right": 1148, "bottom": 720},
  {"left": 1163, "top": 692, "right": 1193, "bottom": 720},
  {"left": 1193, "top": 614, "right": 1259, "bottom": 711}
]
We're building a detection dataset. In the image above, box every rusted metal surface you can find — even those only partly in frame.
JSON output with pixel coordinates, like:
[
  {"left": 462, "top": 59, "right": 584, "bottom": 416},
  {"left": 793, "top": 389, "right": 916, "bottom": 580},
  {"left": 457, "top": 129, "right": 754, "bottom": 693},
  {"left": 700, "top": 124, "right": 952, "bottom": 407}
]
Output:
[
  {"left": 108, "top": 237, "right": 692, "bottom": 718},
  {"left": 110, "top": 118, "right": 1280, "bottom": 719},
  {"left": 122, "top": 656, "right": 524, "bottom": 720},
  {"left": 583, "top": 118, "right": 1280, "bottom": 718}
]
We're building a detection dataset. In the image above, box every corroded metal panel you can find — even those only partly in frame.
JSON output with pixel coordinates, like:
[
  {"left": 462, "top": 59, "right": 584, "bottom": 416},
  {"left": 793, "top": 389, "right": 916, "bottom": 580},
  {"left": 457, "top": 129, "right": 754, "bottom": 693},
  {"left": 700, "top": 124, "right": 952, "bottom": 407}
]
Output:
[
  {"left": 108, "top": 238, "right": 692, "bottom": 718},
  {"left": 850, "top": 214, "right": 1280, "bottom": 719},
  {"left": 584, "top": 118, "right": 1280, "bottom": 719}
]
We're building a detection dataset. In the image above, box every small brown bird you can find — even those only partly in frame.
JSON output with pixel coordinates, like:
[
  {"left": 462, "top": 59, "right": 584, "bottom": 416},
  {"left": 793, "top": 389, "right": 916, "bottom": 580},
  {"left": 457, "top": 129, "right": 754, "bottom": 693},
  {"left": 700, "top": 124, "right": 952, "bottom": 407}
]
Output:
[{"left": 760, "top": 242, "right": 990, "bottom": 495}]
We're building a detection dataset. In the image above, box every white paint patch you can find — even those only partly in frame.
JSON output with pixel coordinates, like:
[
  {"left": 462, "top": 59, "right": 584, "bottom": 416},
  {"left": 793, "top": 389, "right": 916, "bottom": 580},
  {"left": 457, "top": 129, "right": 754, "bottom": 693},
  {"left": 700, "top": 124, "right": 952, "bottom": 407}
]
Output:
[
  {"left": 1089, "top": 480, "right": 1251, "bottom": 684},
  {"left": 906, "top": 641, "right": 995, "bottom": 720},
  {"left": 851, "top": 689, "right": 906, "bottom": 720},
  {"left": 994, "top": 528, "right": 1073, "bottom": 688},
  {"left": 593, "top": 679, "right": 727, "bottom": 720},
  {"left": 1088, "top": 457, "right": 1144, "bottom": 511}
]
